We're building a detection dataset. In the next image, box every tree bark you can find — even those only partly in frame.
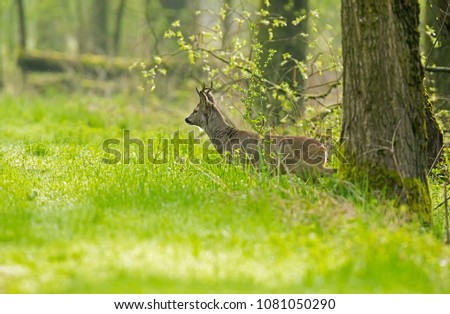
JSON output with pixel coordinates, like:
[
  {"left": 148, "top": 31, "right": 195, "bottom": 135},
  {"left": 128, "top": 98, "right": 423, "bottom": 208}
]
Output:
[
  {"left": 341, "top": 0, "right": 432, "bottom": 225},
  {"left": 425, "top": 97, "right": 444, "bottom": 169},
  {"left": 112, "top": 0, "right": 126, "bottom": 56}
]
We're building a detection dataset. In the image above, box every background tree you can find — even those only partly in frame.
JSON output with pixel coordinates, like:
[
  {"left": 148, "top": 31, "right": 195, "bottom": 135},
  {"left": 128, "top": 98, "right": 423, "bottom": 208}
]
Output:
[
  {"left": 425, "top": 0, "right": 450, "bottom": 111},
  {"left": 341, "top": 0, "right": 433, "bottom": 225},
  {"left": 88, "top": 0, "right": 109, "bottom": 54},
  {"left": 424, "top": 1, "right": 448, "bottom": 168},
  {"left": 221, "top": 0, "right": 235, "bottom": 48},
  {"left": 16, "top": 0, "right": 26, "bottom": 51},
  {"left": 258, "top": 0, "right": 309, "bottom": 124},
  {"left": 112, "top": 0, "right": 126, "bottom": 56}
]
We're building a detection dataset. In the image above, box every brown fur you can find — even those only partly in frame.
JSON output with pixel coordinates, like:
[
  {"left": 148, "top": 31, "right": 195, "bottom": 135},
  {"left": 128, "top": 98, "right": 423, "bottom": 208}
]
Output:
[{"left": 185, "top": 85, "right": 335, "bottom": 177}]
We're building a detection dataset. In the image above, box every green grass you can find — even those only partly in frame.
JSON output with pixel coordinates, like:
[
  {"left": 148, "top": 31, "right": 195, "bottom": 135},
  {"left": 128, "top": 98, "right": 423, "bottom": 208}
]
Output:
[{"left": 0, "top": 91, "right": 449, "bottom": 293}]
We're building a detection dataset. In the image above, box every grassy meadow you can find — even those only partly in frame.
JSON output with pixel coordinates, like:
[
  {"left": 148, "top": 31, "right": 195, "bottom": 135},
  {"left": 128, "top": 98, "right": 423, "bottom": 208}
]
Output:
[{"left": 0, "top": 89, "right": 449, "bottom": 293}]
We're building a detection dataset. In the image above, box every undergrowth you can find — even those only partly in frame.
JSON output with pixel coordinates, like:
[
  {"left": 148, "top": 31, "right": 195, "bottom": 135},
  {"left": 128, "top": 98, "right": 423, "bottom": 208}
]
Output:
[{"left": 0, "top": 92, "right": 448, "bottom": 293}]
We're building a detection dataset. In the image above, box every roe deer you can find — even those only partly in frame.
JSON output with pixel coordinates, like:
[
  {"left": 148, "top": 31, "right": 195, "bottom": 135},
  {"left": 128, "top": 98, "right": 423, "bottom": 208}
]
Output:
[{"left": 185, "top": 84, "right": 336, "bottom": 177}]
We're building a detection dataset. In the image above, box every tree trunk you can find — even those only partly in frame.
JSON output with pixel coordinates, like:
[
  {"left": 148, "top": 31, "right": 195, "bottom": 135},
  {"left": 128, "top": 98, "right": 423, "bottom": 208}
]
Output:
[
  {"left": 264, "top": 0, "right": 308, "bottom": 70},
  {"left": 160, "top": 0, "right": 187, "bottom": 10},
  {"left": 222, "top": 0, "right": 234, "bottom": 48},
  {"left": 75, "top": 0, "right": 86, "bottom": 54},
  {"left": 422, "top": 1, "right": 446, "bottom": 169},
  {"left": 89, "top": 0, "right": 109, "bottom": 54},
  {"left": 425, "top": 0, "right": 450, "bottom": 111},
  {"left": 258, "top": 0, "right": 309, "bottom": 124},
  {"left": 423, "top": 0, "right": 448, "bottom": 168},
  {"left": 16, "top": 0, "right": 26, "bottom": 50},
  {"left": 425, "top": 97, "right": 444, "bottom": 169},
  {"left": 16, "top": 0, "right": 27, "bottom": 85},
  {"left": 112, "top": 0, "right": 126, "bottom": 56},
  {"left": 341, "top": 0, "right": 432, "bottom": 225}
]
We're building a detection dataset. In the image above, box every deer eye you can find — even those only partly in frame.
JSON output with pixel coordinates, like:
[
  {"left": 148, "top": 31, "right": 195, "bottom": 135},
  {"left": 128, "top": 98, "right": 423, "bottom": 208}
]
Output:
[{"left": 194, "top": 109, "right": 198, "bottom": 114}]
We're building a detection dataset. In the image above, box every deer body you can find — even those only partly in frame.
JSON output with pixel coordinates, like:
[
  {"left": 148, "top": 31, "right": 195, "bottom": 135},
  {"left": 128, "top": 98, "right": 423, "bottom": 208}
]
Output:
[{"left": 185, "top": 86, "right": 334, "bottom": 177}]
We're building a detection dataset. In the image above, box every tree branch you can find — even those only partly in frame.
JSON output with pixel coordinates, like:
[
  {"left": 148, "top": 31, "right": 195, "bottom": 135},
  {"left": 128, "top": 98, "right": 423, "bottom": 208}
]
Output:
[
  {"left": 425, "top": 66, "right": 450, "bottom": 73},
  {"left": 194, "top": 47, "right": 342, "bottom": 101},
  {"left": 435, "top": 195, "right": 450, "bottom": 210},
  {"left": 305, "top": 78, "right": 342, "bottom": 101}
]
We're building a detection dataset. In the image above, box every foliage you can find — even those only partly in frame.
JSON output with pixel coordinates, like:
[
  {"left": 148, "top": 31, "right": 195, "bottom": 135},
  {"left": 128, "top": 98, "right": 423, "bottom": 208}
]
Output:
[
  {"left": 0, "top": 92, "right": 449, "bottom": 293},
  {"left": 1, "top": 0, "right": 449, "bottom": 294},
  {"left": 139, "top": 1, "right": 342, "bottom": 133}
]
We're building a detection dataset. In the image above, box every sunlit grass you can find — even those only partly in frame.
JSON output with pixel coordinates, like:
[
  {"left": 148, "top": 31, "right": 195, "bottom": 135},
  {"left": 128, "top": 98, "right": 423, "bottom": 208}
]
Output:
[{"left": 0, "top": 92, "right": 449, "bottom": 293}]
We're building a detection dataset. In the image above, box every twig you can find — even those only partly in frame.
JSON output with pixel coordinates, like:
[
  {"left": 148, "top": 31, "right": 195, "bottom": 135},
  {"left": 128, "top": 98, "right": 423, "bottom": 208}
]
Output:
[
  {"left": 193, "top": 47, "right": 342, "bottom": 101},
  {"left": 310, "top": 103, "right": 341, "bottom": 122},
  {"left": 434, "top": 195, "right": 450, "bottom": 210},
  {"left": 445, "top": 184, "right": 449, "bottom": 244},
  {"left": 427, "top": 144, "right": 445, "bottom": 176},
  {"left": 390, "top": 121, "right": 405, "bottom": 189},
  {"left": 189, "top": 162, "right": 227, "bottom": 188},
  {"left": 309, "top": 53, "right": 323, "bottom": 74},
  {"left": 305, "top": 79, "right": 341, "bottom": 101},
  {"left": 425, "top": 2, "right": 450, "bottom": 67},
  {"left": 425, "top": 66, "right": 450, "bottom": 74},
  {"left": 304, "top": 77, "right": 342, "bottom": 90}
]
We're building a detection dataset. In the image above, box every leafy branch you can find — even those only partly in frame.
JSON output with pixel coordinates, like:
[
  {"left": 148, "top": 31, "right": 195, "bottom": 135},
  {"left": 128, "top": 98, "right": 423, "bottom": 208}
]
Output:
[{"left": 137, "top": 2, "right": 343, "bottom": 131}]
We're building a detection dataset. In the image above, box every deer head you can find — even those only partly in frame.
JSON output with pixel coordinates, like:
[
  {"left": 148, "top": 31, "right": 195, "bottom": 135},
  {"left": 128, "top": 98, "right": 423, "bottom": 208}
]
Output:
[{"left": 185, "top": 82, "right": 215, "bottom": 129}]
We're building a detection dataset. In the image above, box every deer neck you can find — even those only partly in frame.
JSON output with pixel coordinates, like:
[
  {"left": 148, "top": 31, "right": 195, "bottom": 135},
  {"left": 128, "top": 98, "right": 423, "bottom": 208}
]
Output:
[{"left": 204, "top": 107, "right": 235, "bottom": 142}]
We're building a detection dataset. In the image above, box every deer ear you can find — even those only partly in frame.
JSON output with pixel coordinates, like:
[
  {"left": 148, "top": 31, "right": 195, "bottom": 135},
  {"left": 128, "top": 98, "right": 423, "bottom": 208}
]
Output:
[
  {"left": 204, "top": 89, "right": 215, "bottom": 104},
  {"left": 200, "top": 92, "right": 215, "bottom": 110},
  {"left": 197, "top": 91, "right": 208, "bottom": 108}
]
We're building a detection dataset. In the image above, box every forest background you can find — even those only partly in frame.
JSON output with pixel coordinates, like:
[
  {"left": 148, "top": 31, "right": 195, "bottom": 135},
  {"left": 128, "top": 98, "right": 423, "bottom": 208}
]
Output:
[{"left": 0, "top": 0, "right": 449, "bottom": 293}]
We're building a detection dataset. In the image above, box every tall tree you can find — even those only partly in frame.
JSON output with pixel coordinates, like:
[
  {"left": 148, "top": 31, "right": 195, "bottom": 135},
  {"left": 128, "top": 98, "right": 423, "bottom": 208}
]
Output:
[
  {"left": 423, "top": 1, "right": 445, "bottom": 169},
  {"left": 89, "top": 0, "right": 109, "bottom": 54},
  {"left": 222, "top": 0, "right": 234, "bottom": 48},
  {"left": 16, "top": 0, "right": 26, "bottom": 50},
  {"left": 341, "top": 0, "right": 432, "bottom": 225},
  {"left": 258, "top": 0, "right": 309, "bottom": 124},
  {"left": 112, "top": 0, "right": 126, "bottom": 56},
  {"left": 16, "top": 0, "right": 27, "bottom": 83},
  {"left": 75, "top": 0, "right": 86, "bottom": 53},
  {"left": 425, "top": 0, "right": 450, "bottom": 110}
]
